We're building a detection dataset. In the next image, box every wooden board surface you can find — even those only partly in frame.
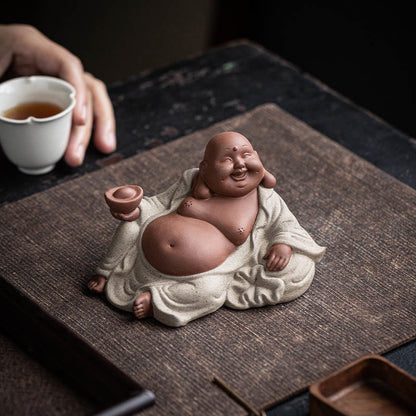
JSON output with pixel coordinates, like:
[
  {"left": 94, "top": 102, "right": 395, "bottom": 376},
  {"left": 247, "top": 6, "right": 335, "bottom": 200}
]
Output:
[{"left": 1, "top": 104, "right": 416, "bottom": 415}]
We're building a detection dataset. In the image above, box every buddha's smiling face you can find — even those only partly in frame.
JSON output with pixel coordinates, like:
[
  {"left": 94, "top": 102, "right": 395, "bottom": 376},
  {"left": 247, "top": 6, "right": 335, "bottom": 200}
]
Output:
[{"left": 200, "top": 132, "right": 265, "bottom": 197}]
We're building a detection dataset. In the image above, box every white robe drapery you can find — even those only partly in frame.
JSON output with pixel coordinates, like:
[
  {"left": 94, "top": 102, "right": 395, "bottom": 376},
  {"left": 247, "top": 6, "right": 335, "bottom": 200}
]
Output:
[{"left": 97, "top": 169, "right": 326, "bottom": 326}]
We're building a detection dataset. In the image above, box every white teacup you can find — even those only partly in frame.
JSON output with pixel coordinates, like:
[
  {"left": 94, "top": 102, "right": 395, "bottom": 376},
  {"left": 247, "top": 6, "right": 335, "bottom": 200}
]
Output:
[{"left": 0, "top": 76, "right": 76, "bottom": 175}]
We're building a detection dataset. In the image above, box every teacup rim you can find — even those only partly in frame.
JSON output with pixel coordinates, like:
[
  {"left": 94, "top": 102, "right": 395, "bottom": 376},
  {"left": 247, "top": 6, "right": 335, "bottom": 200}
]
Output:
[{"left": 0, "top": 75, "right": 76, "bottom": 124}]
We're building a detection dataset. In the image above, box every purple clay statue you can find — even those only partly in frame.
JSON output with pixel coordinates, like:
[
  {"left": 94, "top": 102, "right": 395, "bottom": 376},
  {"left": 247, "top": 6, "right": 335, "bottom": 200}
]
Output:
[{"left": 88, "top": 132, "right": 325, "bottom": 326}]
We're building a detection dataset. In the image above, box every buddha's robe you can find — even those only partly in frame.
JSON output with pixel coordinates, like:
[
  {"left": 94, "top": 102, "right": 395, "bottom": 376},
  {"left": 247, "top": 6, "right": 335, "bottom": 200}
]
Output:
[{"left": 96, "top": 169, "right": 325, "bottom": 327}]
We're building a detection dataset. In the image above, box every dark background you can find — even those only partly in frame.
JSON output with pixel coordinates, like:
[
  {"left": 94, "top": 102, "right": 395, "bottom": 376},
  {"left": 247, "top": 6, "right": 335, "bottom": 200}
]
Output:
[{"left": 2, "top": 1, "right": 415, "bottom": 137}]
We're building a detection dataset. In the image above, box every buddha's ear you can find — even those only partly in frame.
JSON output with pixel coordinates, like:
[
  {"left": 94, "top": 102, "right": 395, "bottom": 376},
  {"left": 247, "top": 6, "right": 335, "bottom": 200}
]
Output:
[
  {"left": 199, "top": 160, "right": 207, "bottom": 174},
  {"left": 261, "top": 168, "right": 277, "bottom": 188},
  {"left": 192, "top": 163, "right": 212, "bottom": 199}
]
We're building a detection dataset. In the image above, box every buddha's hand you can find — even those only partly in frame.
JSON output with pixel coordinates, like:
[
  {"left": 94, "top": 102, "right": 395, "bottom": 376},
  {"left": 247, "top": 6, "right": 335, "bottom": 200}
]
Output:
[
  {"left": 263, "top": 244, "right": 292, "bottom": 271},
  {"left": 105, "top": 185, "right": 143, "bottom": 222},
  {"left": 110, "top": 208, "right": 141, "bottom": 222}
]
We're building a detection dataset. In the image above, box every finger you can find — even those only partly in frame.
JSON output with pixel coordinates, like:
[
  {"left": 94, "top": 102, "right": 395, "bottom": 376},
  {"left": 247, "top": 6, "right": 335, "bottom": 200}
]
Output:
[
  {"left": 267, "top": 255, "right": 278, "bottom": 271},
  {"left": 263, "top": 249, "right": 272, "bottom": 260},
  {"left": 56, "top": 52, "right": 88, "bottom": 126},
  {"left": 277, "top": 256, "right": 291, "bottom": 271},
  {"left": 1, "top": 25, "right": 87, "bottom": 125},
  {"left": 21, "top": 27, "right": 88, "bottom": 126},
  {"left": 265, "top": 253, "right": 274, "bottom": 267},
  {"left": 280, "top": 257, "right": 290, "bottom": 270},
  {"left": 36, "top": 38, "right": 87, "bottom": 124},
  {"left": 275, "top": 257, "right": 286, "bottom": 270},
  {"left": 111, "top": 212, "right": 123, "bottom": 220},
  {"left": 0, "top": 49, "right": 12, "bottom": 76},
  {"left": 64, "top": 90, "right": 93, "bottom": 166},
  {"left": 270, "top": 256, "right": 288, "bottom": 271},
  {"left": 85, "top": 73, "right": 116, "bottom": 153}
]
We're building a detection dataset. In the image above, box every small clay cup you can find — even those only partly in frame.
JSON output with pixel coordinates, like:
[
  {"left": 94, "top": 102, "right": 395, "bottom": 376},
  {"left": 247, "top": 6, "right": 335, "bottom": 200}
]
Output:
[{"left": 104, "top": 185, "right": 143, "bottom": 214}]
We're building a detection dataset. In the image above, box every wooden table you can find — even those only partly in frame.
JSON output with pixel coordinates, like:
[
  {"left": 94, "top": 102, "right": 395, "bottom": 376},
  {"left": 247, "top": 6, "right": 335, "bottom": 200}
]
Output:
[{"left": 1, "top": 40, "right": 415, "bottom": 416}]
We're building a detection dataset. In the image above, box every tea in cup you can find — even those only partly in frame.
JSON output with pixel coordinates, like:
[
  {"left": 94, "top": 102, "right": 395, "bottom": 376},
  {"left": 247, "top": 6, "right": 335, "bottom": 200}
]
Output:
[{"left": 0, "top": 76, "right": 76, "bottom": 175}]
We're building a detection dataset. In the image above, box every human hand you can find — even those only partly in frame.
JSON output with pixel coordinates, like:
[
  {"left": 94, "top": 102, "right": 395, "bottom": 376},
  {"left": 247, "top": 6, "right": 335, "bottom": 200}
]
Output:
[
  {"left": 263, "top": 243, "right": 292, "bottom": 271},
  {"left": 0, "top": 24, "right": 116, "bottom": 166}
]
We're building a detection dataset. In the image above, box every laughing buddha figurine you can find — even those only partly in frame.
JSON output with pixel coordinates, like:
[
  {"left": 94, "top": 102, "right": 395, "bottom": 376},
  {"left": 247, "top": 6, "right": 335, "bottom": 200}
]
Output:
[{"left": 87, "top": 132, "right": 325, "bottom": 327}]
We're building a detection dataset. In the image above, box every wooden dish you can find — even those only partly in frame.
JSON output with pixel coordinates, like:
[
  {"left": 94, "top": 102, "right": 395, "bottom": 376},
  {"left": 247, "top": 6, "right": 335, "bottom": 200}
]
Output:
[{"left": 309, "top": 354, "right": 416, "bottom": 415}]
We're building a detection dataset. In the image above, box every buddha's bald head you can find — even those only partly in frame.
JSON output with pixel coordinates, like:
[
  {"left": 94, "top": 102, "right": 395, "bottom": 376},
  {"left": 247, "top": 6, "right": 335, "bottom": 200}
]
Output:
[
  {"left": 198, "top": 131, "right": 265, "bottom": 197},
  {"left": 203, "top": 132, "right": 253, "bottom": 161}
]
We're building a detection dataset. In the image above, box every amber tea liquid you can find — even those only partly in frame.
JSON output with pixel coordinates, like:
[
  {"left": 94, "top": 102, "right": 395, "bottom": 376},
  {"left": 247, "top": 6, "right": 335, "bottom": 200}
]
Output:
[{"left": 3, "top": 101, "right": 63, "bottom": 120}]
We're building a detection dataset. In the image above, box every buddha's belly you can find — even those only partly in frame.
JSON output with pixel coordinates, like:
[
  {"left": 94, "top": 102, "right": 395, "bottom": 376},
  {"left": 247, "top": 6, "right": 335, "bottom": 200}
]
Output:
[{"left": 142, "top": 212, "right": 236, "bottom": 276}]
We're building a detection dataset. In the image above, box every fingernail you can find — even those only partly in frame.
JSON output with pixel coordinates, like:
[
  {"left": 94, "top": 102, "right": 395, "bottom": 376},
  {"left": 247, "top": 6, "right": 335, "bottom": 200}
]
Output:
[
  {"left": 81, "top": 105, "right": 87, "bottom": 123},
  {"left": 75, "top": 144, "right": 85, "bottom": 165},
  {"left": 107, "top": 130, "right": 116, "bottom": 151}
]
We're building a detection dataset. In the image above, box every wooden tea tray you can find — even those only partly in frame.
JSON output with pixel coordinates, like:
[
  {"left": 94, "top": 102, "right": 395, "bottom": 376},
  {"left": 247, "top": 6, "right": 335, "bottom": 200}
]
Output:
[
  {"left": 310, "top": 355, "right": 416, "bottom": 416},
  {"left": 2, "top": 104, "right": 416, "bottom": 415}
]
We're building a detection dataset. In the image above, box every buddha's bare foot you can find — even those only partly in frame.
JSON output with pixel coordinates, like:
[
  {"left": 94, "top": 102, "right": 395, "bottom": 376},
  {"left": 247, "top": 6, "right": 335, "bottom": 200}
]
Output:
[
  {"left": 87, "top": 275, "right": 107, "bottom": 294},
  {"left": 133, "top": 292, "right": 153, "bottom": 319}
]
